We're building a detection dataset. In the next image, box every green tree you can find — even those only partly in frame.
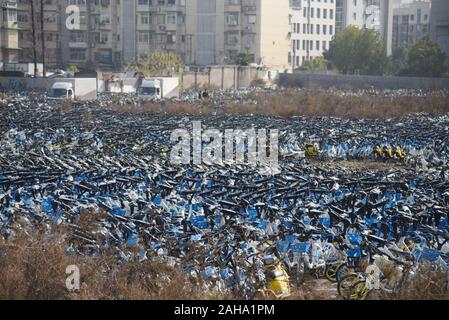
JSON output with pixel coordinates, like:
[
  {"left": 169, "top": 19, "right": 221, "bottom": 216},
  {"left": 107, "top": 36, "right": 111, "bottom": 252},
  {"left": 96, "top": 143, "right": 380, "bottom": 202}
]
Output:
[
  {"left": 324, "top": 26, "right": 388, "bottom": 75},
  {"left": 235, "top": 53, "right": 251, "bottom": 66},
  {"left": 68, "top": 64, "right": 79, "bottom": 74},
  {"left": 129, "top": 51, "right": 184, "bottom": 77},
  {"left": 388, "top": 46, "right": 408, "bottom": 75},
  {"left": 299, "top": 56, "right": 327, "bottom": 71},
  {"left": 401, "top": 37, "right": 447, "bottom": 77}
]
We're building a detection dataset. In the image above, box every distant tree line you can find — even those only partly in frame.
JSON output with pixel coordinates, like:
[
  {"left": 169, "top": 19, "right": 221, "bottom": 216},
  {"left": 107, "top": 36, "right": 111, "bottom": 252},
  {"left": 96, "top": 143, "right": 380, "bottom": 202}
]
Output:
[{"left": 319, "top": 26, "right": 447, "bottom": 78}]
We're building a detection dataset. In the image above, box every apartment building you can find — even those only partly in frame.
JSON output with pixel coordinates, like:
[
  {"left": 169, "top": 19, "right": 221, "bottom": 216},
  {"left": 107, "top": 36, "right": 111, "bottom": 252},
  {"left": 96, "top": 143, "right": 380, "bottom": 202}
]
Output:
[
  {"left": 0, "top": 0, "right": 19, "bottom": 63},
  {"left": 5, "top": 0, "right": 291, "bottom": 70},
  {"left": 335, "top": 0, "right": 393, "bottom": 55},
  {"left": 392, "top": 0, "right": 430, "bottom": 50},
  {"left": 59, "top": 0, "right": 122, "bottom": 69},
  {"left": 132, "top": 0, "right": 187, "bottom": 64},
  {"left": 430, "top": 0, "right": 449, "bottom": 70},
  {"left": 16, "top": 0, "right": 59, "bottom": 67},
  {"left": 124, "top": 0, "right": 290, "bottom": 69},
  {"left": 183, "top": 0, "right": 290, "bottom": 69},
  {"left": 289, "top": 0, "right": 336, "bottom": 69},
  {"left": 15, "top": 0, "right": 122, "bottom": 69}
]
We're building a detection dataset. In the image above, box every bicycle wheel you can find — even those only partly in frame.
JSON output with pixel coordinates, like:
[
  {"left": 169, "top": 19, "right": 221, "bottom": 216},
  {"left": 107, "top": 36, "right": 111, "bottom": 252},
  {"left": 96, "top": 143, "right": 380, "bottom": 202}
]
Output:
[
  {"left": 292, "top": 258, "right": 306, "bottom": 285},
  {"left": 325, "top": 263, "right": 341, "bottom": 283},
  {"left": 337, "top": 273, "right": 359, "bottom": 300},
  {"left": 336, "top": 263, "right": 351, "bottom": 282},
  {"left": 349, "top": 280, "right": 371, "bottom": 300}
]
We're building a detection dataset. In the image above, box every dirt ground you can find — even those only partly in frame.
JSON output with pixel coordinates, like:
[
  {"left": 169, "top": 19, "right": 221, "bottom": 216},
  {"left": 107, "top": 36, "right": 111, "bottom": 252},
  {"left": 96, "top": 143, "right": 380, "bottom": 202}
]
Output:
[
  {"left": 289, "top": 277, "right": 339, "bottom": 300},
  {"left": 310, "top": 159, "right": 409, "bottom": 171}
]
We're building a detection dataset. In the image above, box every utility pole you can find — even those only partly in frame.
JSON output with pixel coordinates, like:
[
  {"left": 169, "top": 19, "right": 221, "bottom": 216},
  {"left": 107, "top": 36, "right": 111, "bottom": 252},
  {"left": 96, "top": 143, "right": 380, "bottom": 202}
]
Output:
[
  {"left": 30, "top": 0, "right": 38, "bottom": 77},
  {"left": 40, "top": 0, "right": 46, "bottom": 77}
]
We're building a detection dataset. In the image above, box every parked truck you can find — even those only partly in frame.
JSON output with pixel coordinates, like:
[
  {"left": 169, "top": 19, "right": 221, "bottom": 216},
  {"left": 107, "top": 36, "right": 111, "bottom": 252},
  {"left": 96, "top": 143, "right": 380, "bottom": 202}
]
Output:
[
  {"left": 48, "top": 82, "right": 75, "bottom": 100},
  {"left": 137, "top": 77, "right": 179, "bottom": 100},
  {"left": 47, "top": 78, "right": 98, "bottom": 101}
]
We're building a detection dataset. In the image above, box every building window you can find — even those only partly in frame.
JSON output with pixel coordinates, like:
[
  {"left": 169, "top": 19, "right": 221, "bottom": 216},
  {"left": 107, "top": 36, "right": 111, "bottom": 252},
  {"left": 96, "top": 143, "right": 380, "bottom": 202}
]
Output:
[
  {"left": 167, "top": 34, "right": 176, "bottom": 43},
  {"left": 69, "top": 31, "right": 85, "bottom": 42},
  {"left": 167, "top": 13, "right": 176, "bottom": 24},
  {"left": 140, "top": 12, "right": 150, "bottom": 24},
  {"left": 226, "top": 13, "right": 239, "bottom": 26},
  {"left": 138, "top": 31, "right": 150, "bottom": 43},
  {"left": 247, "top": 14, "right": 256, "bottom": 24},
  {"left": 70, "top": 48, "right": 86, "bottom": 61}
]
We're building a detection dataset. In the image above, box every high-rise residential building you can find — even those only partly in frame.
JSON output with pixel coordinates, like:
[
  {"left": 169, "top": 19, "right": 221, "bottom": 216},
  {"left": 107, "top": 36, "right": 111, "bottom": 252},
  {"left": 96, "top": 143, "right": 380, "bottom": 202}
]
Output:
[
  {"left": 430, "top": 0, "right": 449, "bottom": 70},
  {"left": 392, "top": 0, "right": 431, "bottom": 50},
  {"left": 289, "top": 0, "right": 336, "bottom": 69},
  {"left": 16, "top": 0, "right": 59, "bottom": 67},
  {"left": 5, "top": 0, "right": 290, "bottom": 70},
  {"left": 16, "top": 0, "right": 122, "bottom": 69},
  {"left": 1, "top": 0, "right": 19, "bottom": 64},
  {"left": 130, "top": 0, "right": 290, "bottom": 69},
  {"left": 335, "top": 0, "right": 393, "bottom": 55}
]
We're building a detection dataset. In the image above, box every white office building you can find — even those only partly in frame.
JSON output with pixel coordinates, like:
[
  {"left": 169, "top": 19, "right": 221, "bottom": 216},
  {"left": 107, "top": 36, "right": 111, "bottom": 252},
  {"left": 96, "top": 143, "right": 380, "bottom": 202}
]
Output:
[{"left": 289, "top": 0, "right": 336, "bottom": 69}]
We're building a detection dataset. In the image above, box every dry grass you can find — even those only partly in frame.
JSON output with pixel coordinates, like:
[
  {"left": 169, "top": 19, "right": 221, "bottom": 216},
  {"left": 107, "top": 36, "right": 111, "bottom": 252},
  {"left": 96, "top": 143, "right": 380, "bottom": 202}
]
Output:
[
  {"left": 384, "top": 265, "right": 449, "bottom": 300},
  {"left": 1, "top": 221, "right": 447, "bottom": 300},
  {"left": 110, "top": 101, "right": 213, "bottom": 115},
  {"left": 0, "top": 225, "right": 228, "bottom": 300},
  {"left": 108, "top": 90, "right": 449, "bottom": 119},
  {"left": 227, "top": 90, "right": 449, "bottom": 118}
]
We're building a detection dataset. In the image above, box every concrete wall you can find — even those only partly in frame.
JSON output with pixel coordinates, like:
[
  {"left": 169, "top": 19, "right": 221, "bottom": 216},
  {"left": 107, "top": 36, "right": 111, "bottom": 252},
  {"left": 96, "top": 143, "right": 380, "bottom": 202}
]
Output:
[
  {"left": 182, "top": 65, "right": 269, "bottom": 89},
  {"left": 279, "top": 72, "right": 449, "bottom": 90},
  {"left": 0, "top": 77, "right": 98, "bottom": 100}
]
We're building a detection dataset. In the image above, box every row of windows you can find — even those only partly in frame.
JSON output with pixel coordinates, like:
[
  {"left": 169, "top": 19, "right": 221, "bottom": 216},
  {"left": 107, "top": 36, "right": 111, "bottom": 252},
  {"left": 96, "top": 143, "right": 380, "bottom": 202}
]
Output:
[
  {"left": 138, "top": 0, "right": 178, "bottom": 5},
  {"left": 303, "top": 7, "right": 334, "bottom": 20},
  {"left": 303, "top": 0, "right": 335, "bottom": 3},
  {"left": 293, "top": 23, "right": 334, "bottom": 35},
  {"left": 288, "top": 54, "right": 324, "bottom": 67},
  {"left": 138, "top": 32, "right": 178, "bottom": 44},
  {"left": 138, "top": 12, "right": 180, "bottom": 24},
  {"left": 291, "top": 39, "right": 328, "bottom": 52}
]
